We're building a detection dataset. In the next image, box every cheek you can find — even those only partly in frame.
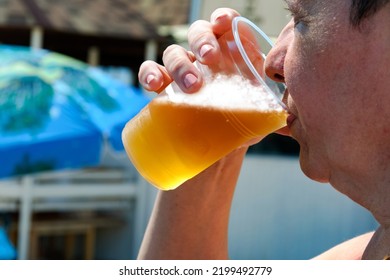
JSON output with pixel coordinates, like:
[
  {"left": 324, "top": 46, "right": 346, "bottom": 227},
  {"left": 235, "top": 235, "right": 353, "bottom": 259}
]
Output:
[
  {"left": 284, "top": 36, "right": 347, "bottom": 119},
  {"left": 284, "top": 45, "right": 348, "bottom": 154},
  {"left": 284, "top": 49, "right": 323, "bottom": 124}
]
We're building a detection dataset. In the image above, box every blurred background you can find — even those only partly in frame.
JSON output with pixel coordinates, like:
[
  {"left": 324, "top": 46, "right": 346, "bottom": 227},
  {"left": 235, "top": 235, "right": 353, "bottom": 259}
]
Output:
[{"left": 0, "top": 0, "right": 378, "bottom": 260}]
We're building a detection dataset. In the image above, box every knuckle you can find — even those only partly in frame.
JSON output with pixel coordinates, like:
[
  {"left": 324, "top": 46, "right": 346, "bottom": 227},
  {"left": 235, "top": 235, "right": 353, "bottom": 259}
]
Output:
[
  {"left": 188, "top": 19, "right": 209, "bottom": 32},
  {"left": 162, "top": 45, "right": 190, "bottom": 75},
  {"left": 165, "top": 55, "right": 187, "bottom": 76},
  {"left": 163, "top": 44, "right": 182, "bottom": 58},
  {"left": 212, "top": 7, "right": 241, "bottom": 19},
  {"left": 139, "top": 60, "right": 156, "bottom": 70}
]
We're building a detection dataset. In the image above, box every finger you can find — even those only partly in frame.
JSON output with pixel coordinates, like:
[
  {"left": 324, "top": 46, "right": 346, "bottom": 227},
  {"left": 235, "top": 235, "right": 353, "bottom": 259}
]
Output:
[
  {"left": 210, "top": 8, "right": 241, "bottom": 37},
  {"left": 187, "top": 20, "right": 221, "bottom": 65},
  {"left": 211, "top": 8, "right": 257, "bottom": 54},
  {"left": 138, "top": 60, "right": 173, "bottom": 93},
  {"left": 187, "top": 9, "right": 242, "bottom": 71},
  {"left": 211, "top": 9, "right": 265, "bottom": 78},
  {"left": 162, "top": 44, "right": 202, "bottom": 93}
]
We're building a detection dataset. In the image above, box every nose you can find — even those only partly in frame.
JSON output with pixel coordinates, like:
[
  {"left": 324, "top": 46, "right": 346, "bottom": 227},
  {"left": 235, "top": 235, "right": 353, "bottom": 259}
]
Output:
[{"left": 264, "top": 20, "right": 294, "bottom": 83}]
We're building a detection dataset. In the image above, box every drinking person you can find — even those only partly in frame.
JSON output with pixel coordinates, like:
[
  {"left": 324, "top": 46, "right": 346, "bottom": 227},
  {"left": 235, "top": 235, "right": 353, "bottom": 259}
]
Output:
[{"left": 136, "top": 1, "right": 390, "bottom": 260}]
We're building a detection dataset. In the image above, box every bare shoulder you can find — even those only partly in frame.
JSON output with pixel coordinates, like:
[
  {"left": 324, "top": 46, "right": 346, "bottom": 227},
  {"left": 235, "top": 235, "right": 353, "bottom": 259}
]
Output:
[{"left": 312, "top": 232, "right": 374, "bottom": 260}]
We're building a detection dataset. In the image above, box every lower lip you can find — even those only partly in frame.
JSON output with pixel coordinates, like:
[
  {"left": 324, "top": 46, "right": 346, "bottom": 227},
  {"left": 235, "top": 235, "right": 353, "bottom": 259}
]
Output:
[{"left": 287, "top": 114, "right": 297, "bottom": 128}]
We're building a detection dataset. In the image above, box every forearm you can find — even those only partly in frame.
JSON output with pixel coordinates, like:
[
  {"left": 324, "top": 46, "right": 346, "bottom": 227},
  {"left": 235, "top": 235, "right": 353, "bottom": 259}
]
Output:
[{"left": 137, "top": 146, "right": 248, "bottom": 260}]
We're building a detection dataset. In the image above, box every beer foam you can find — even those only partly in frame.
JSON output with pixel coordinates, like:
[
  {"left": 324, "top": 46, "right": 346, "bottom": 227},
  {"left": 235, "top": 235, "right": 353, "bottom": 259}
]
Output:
[{"left": 165, "top": 74, "right": 285, "bottom": 111}]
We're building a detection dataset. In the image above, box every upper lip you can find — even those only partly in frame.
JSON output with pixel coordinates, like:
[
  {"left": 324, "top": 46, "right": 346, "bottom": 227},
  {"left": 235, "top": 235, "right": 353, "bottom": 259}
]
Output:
[{"left": 275, "top": 88, "right": 296, "bottom": 136}]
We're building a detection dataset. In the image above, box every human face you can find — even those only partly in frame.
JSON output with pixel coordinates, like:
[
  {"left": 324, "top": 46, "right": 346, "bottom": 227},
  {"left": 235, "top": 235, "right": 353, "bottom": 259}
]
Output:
[{"left": 266, "top": 0, "right": 390, "bottom": 196}]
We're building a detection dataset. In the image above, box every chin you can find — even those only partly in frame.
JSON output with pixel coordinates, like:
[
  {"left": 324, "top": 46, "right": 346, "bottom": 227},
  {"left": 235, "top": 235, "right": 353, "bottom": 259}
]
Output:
[
  {"left": 298, "top": 153, "right": 330, "bottom": 184},
  {"left": 275, "top": 126, "right": 291, "bottom": 137}
]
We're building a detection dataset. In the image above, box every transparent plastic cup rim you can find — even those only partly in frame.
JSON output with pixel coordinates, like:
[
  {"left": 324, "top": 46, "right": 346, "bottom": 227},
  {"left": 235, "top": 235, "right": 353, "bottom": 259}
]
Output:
[{"left": 232, "top": 16, "right": 287, "bottom": 110}]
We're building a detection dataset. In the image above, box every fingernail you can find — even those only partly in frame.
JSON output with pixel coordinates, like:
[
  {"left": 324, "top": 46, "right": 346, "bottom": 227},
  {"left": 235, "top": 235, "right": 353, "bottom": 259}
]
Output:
[
  {"left": 199, "top": 44, "right": 213, "bottom": 58},
  {"left": 183, "top": 73, "right": 197, "bottom": 89},
  {"left": 146, "top": 74, "right": 155, "bottom": 85}
]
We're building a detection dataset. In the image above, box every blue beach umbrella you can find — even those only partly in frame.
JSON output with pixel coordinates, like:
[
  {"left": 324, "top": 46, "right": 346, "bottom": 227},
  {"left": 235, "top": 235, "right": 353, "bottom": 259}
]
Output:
[{"left": 0, "top": 45, "right": 150, "bottom": 178}]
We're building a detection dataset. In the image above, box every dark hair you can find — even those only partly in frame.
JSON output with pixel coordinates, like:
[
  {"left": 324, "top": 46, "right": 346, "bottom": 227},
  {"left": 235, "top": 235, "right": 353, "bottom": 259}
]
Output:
[{"left": 350, "top": 0, "right": 390, "bottom": 26}]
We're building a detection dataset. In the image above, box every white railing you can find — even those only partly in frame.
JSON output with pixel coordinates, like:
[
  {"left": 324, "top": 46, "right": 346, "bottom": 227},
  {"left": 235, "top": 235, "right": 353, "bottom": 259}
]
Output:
[{"left": 0, "top": 168, "right": 149, "bottom": 259}]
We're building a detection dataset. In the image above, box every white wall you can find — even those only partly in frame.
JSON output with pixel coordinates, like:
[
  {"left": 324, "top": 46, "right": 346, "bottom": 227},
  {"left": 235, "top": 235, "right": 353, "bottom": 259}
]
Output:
[
  {"left": 134, "top": 155, "right": 378, "bottom": 259},
  {"left": 229, "top": 155, "right": 377, "bottom": 259}
]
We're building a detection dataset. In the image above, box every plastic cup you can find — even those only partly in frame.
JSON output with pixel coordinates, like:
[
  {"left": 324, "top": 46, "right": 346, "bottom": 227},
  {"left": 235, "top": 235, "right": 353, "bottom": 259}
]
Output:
[{"left": 122, "top": 17, "right": 287, "bottom": 190}]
